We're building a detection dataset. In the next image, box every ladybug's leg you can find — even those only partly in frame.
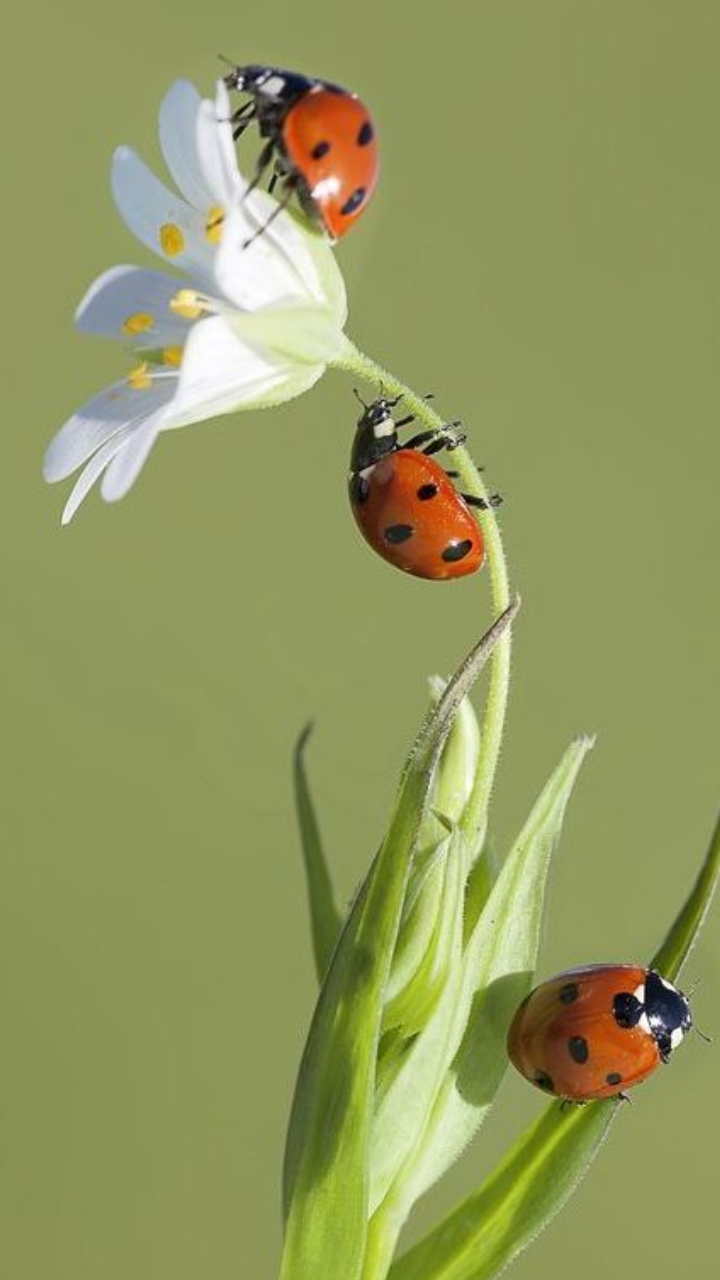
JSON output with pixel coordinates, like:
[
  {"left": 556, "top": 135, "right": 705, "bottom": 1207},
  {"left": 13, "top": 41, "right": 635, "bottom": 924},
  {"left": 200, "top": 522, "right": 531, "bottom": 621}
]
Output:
[
  {"left": 243, "top": 139, "right": 277, "bottom": 199},
  {"left": 440, "top": 421, "right": 468, "bottom": 450},
  {"left": 403, "top": 422, "right": 465, "bottom": 451},
  {"left": 462, "top": 492, "right": 503, "bottom": 510},
  {"left": 403, "top": 428, "right": 437, "bottom": 450},
  {"left": 231, "top": 102, "right": 257, "bottom": 140},
  {"left": 422, "top": 437, "right": 452, "bottom": 456},
  {"left": 241, "top": 178, "right": 298, "bottom": 250}
]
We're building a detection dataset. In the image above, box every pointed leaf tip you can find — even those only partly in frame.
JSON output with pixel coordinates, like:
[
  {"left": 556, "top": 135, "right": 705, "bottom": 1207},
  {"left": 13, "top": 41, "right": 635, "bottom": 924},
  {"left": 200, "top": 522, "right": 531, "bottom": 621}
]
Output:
[
  {"left": 411, "top": 597, "right": 521, "bottom": 777},
  {"left": 293, "top": 722, "right": 342, "bottom": 982},
  {"left": 651, "top": 803, "right": 720, "bottom": 983}
]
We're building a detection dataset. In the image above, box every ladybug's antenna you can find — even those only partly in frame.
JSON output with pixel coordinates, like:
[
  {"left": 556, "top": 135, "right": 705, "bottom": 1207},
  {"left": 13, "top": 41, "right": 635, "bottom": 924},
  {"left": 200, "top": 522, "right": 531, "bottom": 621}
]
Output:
[
  {"left": 695, "top": 1026, "right": 713, "bottom": 1045},
  {"left": 353, "top": 388, "right": 368, "bottom": 410},
  {"left": 217, "top": 53, "right": 238, "bottom": 68}
]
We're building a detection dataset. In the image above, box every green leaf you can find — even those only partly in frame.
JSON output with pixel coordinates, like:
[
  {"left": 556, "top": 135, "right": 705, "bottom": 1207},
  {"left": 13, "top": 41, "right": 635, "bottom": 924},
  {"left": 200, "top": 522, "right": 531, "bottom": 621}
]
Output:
[
  {"left": 387, "top": 800, "right": 720, "bottom": 1280},
  {"left": 279, "top": 601, "right": 520, "bottom": 1280},
  {"left": 368, "top": 736, "right": 594, "bottom": 1222},
  {"left": 382, "top": 828, "right": 463, "bottom": 1037},
  {"left": 293, "top": 723, "right": 342, "bottom": 982},
  {"left": 388, "top": 1100, "right": 618, "bottom": 1280},
  {"left": 381, "top": 822, "right": 467, "bottom": 1055},
  {"left": 651, "top": 806, "right": 720, "bottom": 982}
]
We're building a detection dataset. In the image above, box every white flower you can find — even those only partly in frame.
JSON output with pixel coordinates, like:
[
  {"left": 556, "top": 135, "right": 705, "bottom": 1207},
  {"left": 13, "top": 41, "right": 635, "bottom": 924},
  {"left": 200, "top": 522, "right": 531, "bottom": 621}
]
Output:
[{"left": 44, "top": 79, "right": 348, "bottom": 523}]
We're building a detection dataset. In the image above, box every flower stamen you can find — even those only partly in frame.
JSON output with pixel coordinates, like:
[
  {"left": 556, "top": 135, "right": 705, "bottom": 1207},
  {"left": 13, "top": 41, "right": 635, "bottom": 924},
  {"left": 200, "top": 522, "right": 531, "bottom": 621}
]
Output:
[
  {"left": 169, "top": 288, "right": 207, "bottom": 319},
  {"left": 159, "top": 222, "right": 186, "bottom": 256},
  {"left": 122, "top": 312, "right": 155, "bottom": 335},
  {"left": 205, "top": 206, "right": 225, "bottom": 244},
  {"left": 127, "top": 361, "right": 152, "bottom": 390}
]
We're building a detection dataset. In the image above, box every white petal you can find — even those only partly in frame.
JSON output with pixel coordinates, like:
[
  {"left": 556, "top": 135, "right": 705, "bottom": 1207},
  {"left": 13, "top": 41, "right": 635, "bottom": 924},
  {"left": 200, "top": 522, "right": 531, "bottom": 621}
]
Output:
[
  {"left": 111, "top": 147, "right": 215, "bottom": 287},
  {"left": 213, "top": 205, "right": 320, "bottom": 312},
  {"left": 101, "top": 416, "right": 161, "bottom": 502},
  {"left": 44, "top": 378, "right": 174, "bottom": 482},
  {"left": 158, "top": 80, "right": 212, "bottom": 209},
  {"left": 76, "top": 265, "right": 192, "bottom": 345},
  {"left": 157, "top": 80, "right": 235, "bottom": 212},
  {"left": 61, "top": 429, "right": 134, "bottom": 524},
  {"left": 167, "top": 314, "right": 287, "bottom": 424},
  {"left": 210, "top": 79, "right": 247, "bottom": 200},
  {"left": 301, "top": 225, "right": 348, "bottom": 325}
]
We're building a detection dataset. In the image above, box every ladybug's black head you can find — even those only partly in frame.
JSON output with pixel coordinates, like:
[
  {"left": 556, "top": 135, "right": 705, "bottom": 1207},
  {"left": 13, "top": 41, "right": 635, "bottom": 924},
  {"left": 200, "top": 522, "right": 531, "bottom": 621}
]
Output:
[
  {"left": 350, "top": 395, "right": 401, "bottom": 472},
  {"left": 644, "top": 970, "right": 693, "bottom": 1061}
]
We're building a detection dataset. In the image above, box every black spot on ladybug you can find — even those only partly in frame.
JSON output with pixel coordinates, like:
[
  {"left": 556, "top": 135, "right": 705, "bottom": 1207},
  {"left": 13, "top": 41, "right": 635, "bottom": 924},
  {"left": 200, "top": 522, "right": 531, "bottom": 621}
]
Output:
[
  {"left": 568, "top": 1036, "right": 589, "bottom": 1064},
  {"left": 534, "top": 1072, "right": 554, "bottom": 1092},
  {"left": 350, "top": 474, "right": 370, "bottom": 505},
  {"left": 340, "top": 187, "right": 367, "bottom": 216},
  {"left": 606, "top": 1072, "right": 623, "bottom": 1086},
  {"left": 417, "top": 483, "right": 438, "bottom": 501},
  {"left": 357, "top": 120, "right": 374, "bottom": 146},
  {"left": 311, "top": 140, "right": 331, "bottom": 160},
  {"left": 559, "top": 983, "right": 579, "bottom": 1005},
  {"left": 613, "top": 992, "right": 643, "bottom": 1029},
  {"left": 384, "top": 524, "right": 414, "bottom": 544},
  {"left": 441, "top": 539, "right": 473, "bottom": 563}
]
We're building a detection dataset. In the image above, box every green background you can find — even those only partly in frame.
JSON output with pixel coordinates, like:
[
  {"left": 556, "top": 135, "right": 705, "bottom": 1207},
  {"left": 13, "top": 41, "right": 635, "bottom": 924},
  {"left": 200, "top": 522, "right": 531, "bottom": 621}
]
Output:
[{"left": 2, "top": 1, "right": 718, "bottom": 1276}]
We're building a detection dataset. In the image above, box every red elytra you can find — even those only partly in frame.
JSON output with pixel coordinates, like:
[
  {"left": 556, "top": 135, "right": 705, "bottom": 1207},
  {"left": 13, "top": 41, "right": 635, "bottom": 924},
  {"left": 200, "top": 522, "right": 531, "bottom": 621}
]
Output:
[
  {"left": 351, "top": 451, "right": 484, "bottom": 580},
  {"left": 507, "top": 964, "right": 693, "bottom": 1102},
  {"left": 224, "top": 65, "right": 379, "bottom": 239},
  {"left": 348, "top": 396, "right": 496, "bottom": 581},
  {"left": 282, "top": 90, "right": 379, "bottom": 239}
]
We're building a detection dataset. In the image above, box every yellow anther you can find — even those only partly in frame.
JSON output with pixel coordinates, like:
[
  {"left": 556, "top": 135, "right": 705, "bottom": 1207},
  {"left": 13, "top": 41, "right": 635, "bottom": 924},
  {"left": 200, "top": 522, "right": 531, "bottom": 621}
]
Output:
[
  {"left": 169, "top": 289, "right": 205, "bottom": 320},
  {"left": 160, "top": 222, "right": 186, "bottom": 256},
  {"left": 127, "top": 361, "right": 152, "bottom": 391},
  {"left": 205, "top": 206, "right": 225, "bottom": 245},
  {"left": 162, "top": 345, "right": 184, "bottom": 367},
  {"left": 122, "top": 312, "right": 155, "bottom": 335}
]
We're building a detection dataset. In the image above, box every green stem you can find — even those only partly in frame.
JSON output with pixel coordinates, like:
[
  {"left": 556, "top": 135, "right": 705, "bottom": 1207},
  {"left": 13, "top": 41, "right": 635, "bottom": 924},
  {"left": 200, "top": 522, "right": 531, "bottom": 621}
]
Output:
[
  {"left": 332, "top": 337, "right": 512, "bottom": 850},
  {"left": 360, "top": 1203, "right": 403, "bottom": 1280}
]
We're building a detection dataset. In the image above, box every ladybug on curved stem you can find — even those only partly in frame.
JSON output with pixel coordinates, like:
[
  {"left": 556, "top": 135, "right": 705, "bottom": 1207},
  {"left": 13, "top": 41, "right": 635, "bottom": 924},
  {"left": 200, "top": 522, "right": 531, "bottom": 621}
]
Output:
[
  {"left": 222, "top": 63, "right": 379, "bottom": 245},
  {"left": 348, "top": 393, "right": 501, "bottom": 581}
]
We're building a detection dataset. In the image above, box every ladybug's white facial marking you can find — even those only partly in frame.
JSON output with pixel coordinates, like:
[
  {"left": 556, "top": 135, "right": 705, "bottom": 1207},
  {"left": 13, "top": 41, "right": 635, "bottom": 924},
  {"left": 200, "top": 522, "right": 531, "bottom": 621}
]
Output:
[
  {"left": 670, "top": 1026, "right": 686, "bottom": 1050},
  {"left": 373, "top": 417, "right": 395, "bottom": 440},
  {"left": 260, "top": 74, "right": 287, "bottom": 96},
  {"left": 633, "top": 982, "right": 646, "bottom": 1004}
]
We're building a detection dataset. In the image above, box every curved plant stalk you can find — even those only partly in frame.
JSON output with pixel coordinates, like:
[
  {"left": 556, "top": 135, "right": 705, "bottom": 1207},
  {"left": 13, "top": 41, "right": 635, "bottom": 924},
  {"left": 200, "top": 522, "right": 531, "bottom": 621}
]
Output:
[{"left": 331, "top": 338, "right": 511, "bottom": 856}]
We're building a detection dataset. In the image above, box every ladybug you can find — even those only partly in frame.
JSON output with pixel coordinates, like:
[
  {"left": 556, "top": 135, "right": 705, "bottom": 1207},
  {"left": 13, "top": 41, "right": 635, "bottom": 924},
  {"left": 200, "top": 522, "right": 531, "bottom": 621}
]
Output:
[
  {"left": 348, "top": 394, "right": 501, "bottom": 581},
  {"left": 507, "top": 964, "right": 693, "bottom": 1102},
  {"left": 223, "top": 64, "right": 379, "bottom": 242}
]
